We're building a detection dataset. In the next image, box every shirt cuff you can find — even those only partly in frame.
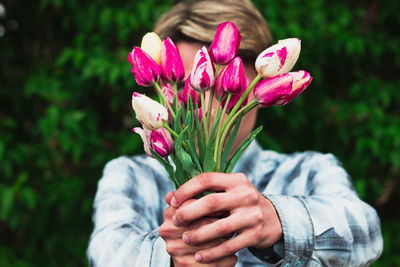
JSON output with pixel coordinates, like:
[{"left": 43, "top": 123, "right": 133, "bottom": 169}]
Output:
[{"left": 262, "top": 194, "right": 315, "bottom": 266}]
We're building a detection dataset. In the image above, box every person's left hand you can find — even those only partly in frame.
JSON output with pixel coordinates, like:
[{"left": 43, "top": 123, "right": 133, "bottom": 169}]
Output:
[{"left": 169, "top": 172, "right": 283, "bottom": 264}]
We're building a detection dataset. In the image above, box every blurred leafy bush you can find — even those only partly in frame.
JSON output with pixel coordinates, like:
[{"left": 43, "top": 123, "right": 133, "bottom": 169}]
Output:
[{"left": 0, "top": 0, "right": 398, "bottom": 266}]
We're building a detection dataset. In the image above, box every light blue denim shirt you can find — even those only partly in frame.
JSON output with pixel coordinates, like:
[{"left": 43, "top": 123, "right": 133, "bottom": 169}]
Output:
[{"left": 87, "top": 141, "right": 383, "bottom": 266}]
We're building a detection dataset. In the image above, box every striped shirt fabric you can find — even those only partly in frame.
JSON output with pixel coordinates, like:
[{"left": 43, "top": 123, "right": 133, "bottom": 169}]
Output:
[{"left": 87, "top": 141, "right": 383, "bottom": 266}]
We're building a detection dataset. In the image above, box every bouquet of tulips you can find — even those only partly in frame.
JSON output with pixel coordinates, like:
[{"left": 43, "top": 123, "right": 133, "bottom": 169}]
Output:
[{"left": 128, "top": 22, "right": 312, "bottom": 189}]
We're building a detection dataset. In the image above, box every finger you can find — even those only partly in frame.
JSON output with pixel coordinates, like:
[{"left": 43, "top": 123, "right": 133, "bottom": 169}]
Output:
[
  {"left": 172, "top": 173, "right": 248, "bottom": 207},
  {"left": 183, "top": 209, "right": 260, "bottom": 245},
  {"left": 174, "top": 192, "right": 236, "bottom": 226},
  {"left": 165, "top": 191, "right": 175, "bottom": 205},
  {"left": 167, "top": 237, "right": 227, "bottom": 256},
  {"left": 194, "top": 230, "right": 253, "bottom": 263}
]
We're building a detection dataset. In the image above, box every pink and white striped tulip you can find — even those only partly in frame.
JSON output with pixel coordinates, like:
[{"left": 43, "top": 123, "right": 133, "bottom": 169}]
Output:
[
  {"left": 132, "top": 127, "right": 152, "bottom": 157},
  {"left": 183, "top": 75, "right": 202, "bottom": 107},
  {"left": 160, "top": 37, "right": 185, "bottom": 83},
  {"left": 190, "top": 46, "right": 215, "bottom": 92},
  {"left": 255, "top": 38, "right": 301, "bottom": 79},
  {"left": 221, "top": 57, "right": 246, "bottom": 94},
  {"left": 162, "top": 83, "right": 184, "bottom": 110},
  {"left": 150, "top": 127, "right": 174, "bottom": 157},
  {"left": 209, "top": 22, "right": 241, "bottom": 65},
  {"left": 132, "top": 126, "right": 174, "bottom": 158},
  {"left": 253, "top": 74, "right": 293, "bottom": 107},
  {"left": 140, "top": 32, "right": 162, "bottom": 65},
  {"left": 284, "top": 70, "right": 313, "bottom": 102},
  {"left": 128, "top": 47, "right": 161, "bottom": 87},
  {"left": 132, "top": 92, "right": 168, "bottom": 130}
]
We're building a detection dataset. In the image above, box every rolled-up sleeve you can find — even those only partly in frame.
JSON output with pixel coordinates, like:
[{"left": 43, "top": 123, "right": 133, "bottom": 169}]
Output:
[
  {"left": 253, "top": 153, "right": 383, "bottom": 266},
  {"left": 87, "top": 156, "right": 172, "bottom": 267}
]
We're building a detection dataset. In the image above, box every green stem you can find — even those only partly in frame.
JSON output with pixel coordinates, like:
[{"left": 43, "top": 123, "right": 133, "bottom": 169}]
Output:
[
  {"left": 216, "top": 100, "right": 258, "bottom": 171},
  {"left": 220, "top": 74, "right": 261, "bottom": 137},
  {"left": 206, "top": 64, "right": 220, "bottom": 132},
  {"left": 173, "top": 82, "right": 178, "bottom": 112},
  {"left": 154, "top": 82, "right": 176, "bottom": 120},
  {"left": 163, "top": 123, "right": 179, "bottom": 138},
  {"left": 213, "top": 93, "right": 231, "bottom": 160},
  {"left": 201, "top": 92, "right": 209, "bottom": 142},
  {"left": 164, "top": 123, "right": 189, "bottom": 150}
]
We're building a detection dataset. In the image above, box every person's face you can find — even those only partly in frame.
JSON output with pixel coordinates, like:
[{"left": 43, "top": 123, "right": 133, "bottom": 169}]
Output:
[{"left": 176, "top": 41, "right": 259, "bottom": 151}]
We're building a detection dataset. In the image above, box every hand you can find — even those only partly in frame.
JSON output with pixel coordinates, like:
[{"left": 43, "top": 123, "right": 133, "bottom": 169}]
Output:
[
  {"left": 159, "top": 192, "right": 238, "bottom": 267},
  {"left": 169, "top": 172, "right": 283, "bottom": 264}
]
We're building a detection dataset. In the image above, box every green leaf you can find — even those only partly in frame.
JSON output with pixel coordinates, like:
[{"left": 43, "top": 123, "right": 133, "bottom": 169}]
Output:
[
  {"left": 195, "top": 107, "right": 205, "bottom": 164},
  {"left": 203, "top": 111, "right": 222, "bottom": 172},
  {"left": 225, "top": 126, "right": 263, "bottom": 173},
  {"left": 220, "top": 115, "right": 242, "bottom": 172},
  {"left": 150, "top": 149, "right": 177, "bottom": 188},
  {"left": 174, "top": 107, "right": 183, "bottom": 133},
  {"left": 177, "top": 148, "right": 194, "bottom": 174}
]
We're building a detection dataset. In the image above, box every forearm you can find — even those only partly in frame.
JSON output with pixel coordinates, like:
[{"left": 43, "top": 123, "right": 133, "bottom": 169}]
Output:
[{"left": 258, "top": 193, "right": 383, "bottom": 266}]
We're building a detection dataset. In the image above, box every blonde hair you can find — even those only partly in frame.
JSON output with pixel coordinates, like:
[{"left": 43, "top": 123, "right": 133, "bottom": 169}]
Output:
[{"left": 154, "top": 0, "right": 273, "bottom": 63}]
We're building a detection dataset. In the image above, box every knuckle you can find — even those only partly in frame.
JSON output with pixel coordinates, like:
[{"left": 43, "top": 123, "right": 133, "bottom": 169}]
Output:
[
  {"left": 252, "top": 208, "right": 264, "bottom": 223},
  {"left": 236, "top": 173, "right": 248, "bottom": 184},
  {"left": 174, "top": 257, "right": 190, "bottom": 267},
  {"left": 224, "top": 242, "right": 238, "bottom": 254},
  {"left": 215, "top": 221, "right": 232, "bottom": 236},
  {"left": 206, "top": 195, "right": 221, "bottom": 210},
  {"left": 198, "top": 173, "right": 212, "bottom": 186},
  {"left": 176, "top": 209, "right": 189, "bottom": 223},
  {"left": 166, "top": 242, "right": 178, "bottom": 255},
  {"left": 159, "top": 225, "right": 172, "bottom": 238}
]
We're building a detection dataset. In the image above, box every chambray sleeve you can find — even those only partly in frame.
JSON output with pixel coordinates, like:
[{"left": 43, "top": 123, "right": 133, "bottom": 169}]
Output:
[
  {"left": 258, "top": 153, "right": 383, "bottom": 266},
  {"left": 87, "top": 156, "right": 171, "bottom": 267}
]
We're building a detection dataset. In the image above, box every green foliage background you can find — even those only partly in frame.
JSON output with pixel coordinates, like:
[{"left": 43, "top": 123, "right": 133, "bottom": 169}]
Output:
[{"left": 0, "top": 0, "right": 399, "bottom": 266}]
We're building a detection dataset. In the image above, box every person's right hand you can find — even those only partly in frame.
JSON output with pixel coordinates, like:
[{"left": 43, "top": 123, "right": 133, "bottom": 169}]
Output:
[{"left": 159, "top": 192, "right": 237, "bottom": 267}]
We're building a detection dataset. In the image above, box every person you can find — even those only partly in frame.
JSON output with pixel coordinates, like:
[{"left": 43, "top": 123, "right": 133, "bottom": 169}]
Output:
[{"left": 87, "top": 0, "right": 383, "bottom": 266}]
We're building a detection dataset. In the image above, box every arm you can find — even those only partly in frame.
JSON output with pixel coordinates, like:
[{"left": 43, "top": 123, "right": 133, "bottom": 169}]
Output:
[
  {"left": 259, "top": 153, "right": 383, "bottom": 266},
  {"left": 87, "top": 156, "right": 171, "bottom": 267}
]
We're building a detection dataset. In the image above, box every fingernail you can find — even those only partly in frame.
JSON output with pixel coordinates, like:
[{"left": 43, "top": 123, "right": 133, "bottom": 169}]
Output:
[
  {"left": 171, "top": 197, "right": 179, "bottom": 207},
  {"left": 172, "top": 215, "right": 179, "bottom": 226},
  {"left": 195, "top": 254, "right": 202, "bottom": 262},
  {"left": 182, "top": 233, "right": 190, "bottom": 244}
]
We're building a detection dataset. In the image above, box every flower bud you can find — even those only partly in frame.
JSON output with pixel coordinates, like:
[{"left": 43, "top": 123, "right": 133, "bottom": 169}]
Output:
[
  {"left": 150, "top": 127, "right": 174, "bottom": 157},
  {"left": 190, "top": 46, "right": 215, "bottom": 92},
  {"left": 140, "top": 32, "right": 162, "bottom": 65},
  {"left": 255, "top": 38, "right": 301, "bottom": 79},
  {"left": 209, "top": 22, "right": 241, "bottom": 65},
  {"left": 160, "top": 37, "right": 185, "bottom": 83},
  {"left": 132, "top": 92, "right": 168, "bottom": 130},
  {"left": 127, "top": 47, "right": 161, "bottom": 87},
  {"left": 221, "top": 57, "right": 245, "bottom": 94},
  {"left": 132, "top": 126, "right": 174, "bottom": 158},
  {"left": 183, "top": 75, "right": 202, "bottom": 107},
  {"left": 253, "top": 74, "right": 293, "bottom": 107}
]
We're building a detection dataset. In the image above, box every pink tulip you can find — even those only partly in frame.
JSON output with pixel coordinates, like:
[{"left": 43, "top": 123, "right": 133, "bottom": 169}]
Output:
[
  {"left": 182, "top": 75, "right": 202, "bottom": 107},
  {"left": 209, "top": 22, "right": 241, "bottom": 65},
  {"left": 132, "top": 92, "right": 168, "bottom": 130},
  {"left": 221, "top": 57, "right": 246, "bottom": 94},
  {"left": 223, "top": 77, "right": 249, "bottom": 113},
  {"left": 160, "top": 37, "right": 185, "bottom": 83},
  {"left": 253, "top": 74, "right": 293, "bottom": 107},
  {"left": 132, "top": 127, "right": 174, "bottom": 158},
  {"left": 190, "top": 46, "right": 214, "bottom": 92},
  {"left": 162, "top": 83, "right": 184, "bottom": 108},
  {"left": 213, "top": 67, "right": 226, "bottom": 100},
  {"left": 128, "top": 47, "right": 161, "bottom": 87},
  {"left": 255, "top": 38, "right": 301, "bottom": 79},
  {"left": 150, "top": 127, "right": 174, "bottom": 157}
]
